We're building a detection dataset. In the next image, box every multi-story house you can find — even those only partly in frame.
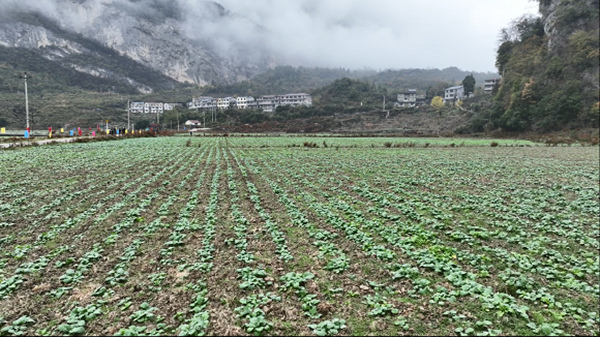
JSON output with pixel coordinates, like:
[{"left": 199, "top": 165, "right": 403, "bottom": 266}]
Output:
[
  {"left": 257, "top": 93, "right": 312, "bottom": 112},
  {"left": 144, "top": 102, "right": 164, "bottom": 114},
  {"left": 484, "top": 78, "right": 501, "bottom": 94},
  {"left": 235, "top": 96, "right": 255, "bottom": 109},
  {"left": 395, "top": 89, "right": 427, "bottom": 108},
  {"left": 188, "top": 96, "right": 217, "bottom": 110},
  {"left": 396, "top": 89, "right": 417, "bottom": 108},
  {"left": 163, "top": 103, "right": 182, "bottom": 111},
  {"left": 217, "top": 97, "right": 235, "bottom": 110},
  {"left": 443, "top": 85, "right": 464, "bottom": 103},
  {"left": 188, "top": 93, "right": 312, "bottom": 112},
  {"left": 131, "top": 102, "right": 180, "bottom": 114},
  {"left": 257, "top": 95, "right": 280, "bottom": 112},
  {"left": 279, "top": 93, "right": 312, "bottom": 107},
  {"left": 130, "top": 102, "right": 145, "bottom": 114}
]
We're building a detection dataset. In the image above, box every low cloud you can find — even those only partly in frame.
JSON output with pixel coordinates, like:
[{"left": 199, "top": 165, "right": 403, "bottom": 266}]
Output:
[{"left": 0, "top": 0, "right": 538, "bottom": 72}]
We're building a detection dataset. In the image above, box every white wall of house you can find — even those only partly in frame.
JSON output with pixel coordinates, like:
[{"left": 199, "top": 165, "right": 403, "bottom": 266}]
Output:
[
  {"left": 443, "top": 86, "right": 464, "bottom": 103},
  {"left": 484, "top": 78, "right": 501, "bottom": 94},
  {"left": 144, "top": 102, "right": 164, "bottom": 114},
  {"left": 188, "top": 93, "right": 312, "bottom": 112},
  {"left": 130, "top": 102, "right": 145, "bottom": 113}
]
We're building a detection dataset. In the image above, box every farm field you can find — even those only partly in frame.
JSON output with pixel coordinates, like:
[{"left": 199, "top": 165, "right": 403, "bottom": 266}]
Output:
[{"left": 0, "top": 136, "right": 598, "bottom": 336}]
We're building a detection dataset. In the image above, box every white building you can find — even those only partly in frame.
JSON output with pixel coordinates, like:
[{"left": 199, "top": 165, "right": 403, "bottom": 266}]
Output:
[
  {"left": 235, "top": 96, "right": 255, "bottom": 109},
  {"left": 256, "top": 93, "right": 312, "bottom": 112},
  {"left": 484, "top": 78, "right": 501, "bottom": 94},
  {"left": 394, "top": 89, "right": 427, "bottom": 108},
  {"left": 217, "top": 97, "right": 234, "bottom": 110},
  {"left": 188, "top": 93, "right": 312, "bottom": 112},
  {"left": 279, "top": 93, "right": 312, "bottom": 107},
  {"left": 396, "top": 89, "right": 417, "bottom": 108},
  {"left": 144, "top": 102, "right": 164, "bottom": 114},
  {"left": 184, "top": 120, "right": 201, "bottom": 127},
  {"left": 130, "top": 102, "right": 145, "bottom": 114},
  {"left": 257, "top": 95, "right": 279, "bottom": 112},
  {"left": 131, "top": 102, "right": 178, "bottom": 113},
  {"left": 443, "top": 85, "right": 465, "bottom": 103},
  {"left": 163, "top": 103, "right": 181, "bottom": 111},
  {"left": 189, "top": 96, "right": 217, "bottom": 110}
]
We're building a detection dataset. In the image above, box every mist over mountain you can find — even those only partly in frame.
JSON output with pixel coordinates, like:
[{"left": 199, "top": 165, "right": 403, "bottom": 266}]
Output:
[{"left": 0, "top": 0, "right": 277, "bottom": 91}]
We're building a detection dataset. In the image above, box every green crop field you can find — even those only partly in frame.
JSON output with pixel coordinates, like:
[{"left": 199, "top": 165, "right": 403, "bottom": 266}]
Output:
[{"left": 0, "top": 136, "right": 598, "bottom": 336}]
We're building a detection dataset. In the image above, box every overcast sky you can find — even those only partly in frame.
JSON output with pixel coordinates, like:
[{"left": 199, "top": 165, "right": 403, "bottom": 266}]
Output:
[
  {"left": 211, "top": 0, "right": 540, "bottom": 73},
  {"left": 3, "top": 0, "right": 540, "bottom": 73}
]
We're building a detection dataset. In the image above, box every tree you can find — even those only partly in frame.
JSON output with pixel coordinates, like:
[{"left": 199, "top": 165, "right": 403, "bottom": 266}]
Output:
[
  {"left": 431, "top": 96, "right": 445, "bottom": 110},
  {"left": 135, "top": 119, "right": 151, "bottom": 130},
  {"left": 495, "top": 41, "right": 513, "bottom": 75},
  {"left": 462, "top": 74, "right": 476, "bottom": 96}
]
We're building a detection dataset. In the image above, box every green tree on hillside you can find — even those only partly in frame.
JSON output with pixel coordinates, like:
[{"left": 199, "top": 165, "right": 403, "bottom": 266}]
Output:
[
  {"left": 462, "top": 74, "right": 476, "bottom": 96},
  {"left": 459, "top": 2, "right": 599, "bottom": 133}
]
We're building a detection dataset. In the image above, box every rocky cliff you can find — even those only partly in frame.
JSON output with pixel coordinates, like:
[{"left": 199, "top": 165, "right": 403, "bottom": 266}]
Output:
[
  {"left": 0, "top": 0, "right": 275, "bottom": 93},
  {"left": 539, "top": 0, "right": 599, "bottom": 88},
  {"left": 464, "top": 0, "right": 599, "bottom": 133}
]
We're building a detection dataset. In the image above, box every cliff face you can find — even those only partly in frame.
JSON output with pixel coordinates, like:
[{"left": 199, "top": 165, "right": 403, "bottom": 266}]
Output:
[
  {"left": 480, "top": 0, "right": 599, "bottom": 133},
  {"left": 0, "top": 0, "right": 275, "bottom": 92},
  {"left": 539, "top": 0, "right": 599, "bottom": 88}
]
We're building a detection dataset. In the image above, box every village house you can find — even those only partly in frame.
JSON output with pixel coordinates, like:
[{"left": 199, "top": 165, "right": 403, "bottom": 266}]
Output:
[
  {"left": 257, "top": 95, "right": 279, "bottom": 112},
  {"left": 235, "top": 96, "right": 256, "bottom": 109},
  {"left": 163, "top": 103, "right": 182, "bottom": 111},
  {"left": 130, "top": 102, "right": 145, "bottom": 114},
  {"left": 188, "top": 93, "right": 312, "bottom": 112},
  {"left": 278, "top": 93, "right": 312, "bottom": 107},
  {"left": 188, "top": 96, "right": 217, "bottom": 110},
  {"left": 144, "top": 102, "right": 164, "bottom": 114},
  {"left": 484, "top": 78, "right": 501, "bottom": 94},
  {"left": 443, "top": 85, "right": 465, "bottom": 103},
  {"left": 184, "top": 120, "right": 201, "bottom": 127},
  {"left": 394, "top": 89, "right": 427, "bottom": 108},
  {"left": 217, "top": 97, "right": 234, "bottom": 110},
  {"left": 130, "top": 101, "right": 181, "bottom": 114}
]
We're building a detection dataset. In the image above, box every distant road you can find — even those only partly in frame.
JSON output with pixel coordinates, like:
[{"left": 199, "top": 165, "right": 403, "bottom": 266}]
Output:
[{"left": 0, "top": 137, "right": 81, "bottom": 149}]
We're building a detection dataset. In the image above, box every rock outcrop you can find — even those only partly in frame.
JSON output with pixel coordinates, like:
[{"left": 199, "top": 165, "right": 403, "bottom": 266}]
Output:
[{"left": 0, "top": 0, "right": 275, "bottom": 93}]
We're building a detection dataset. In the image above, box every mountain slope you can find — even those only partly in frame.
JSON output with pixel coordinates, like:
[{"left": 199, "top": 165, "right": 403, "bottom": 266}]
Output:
[
  {"left": 0, "top": 0, "right": 274, "bottom": 92},
  {"left": 488, "top": 0, "right": 599, "bottom": 132}
]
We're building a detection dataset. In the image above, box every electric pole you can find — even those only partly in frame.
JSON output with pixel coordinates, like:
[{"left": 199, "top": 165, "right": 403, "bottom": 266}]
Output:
[
  {"left": 127, "top": 99, "right": 130, "bottom": 131},
  {"left": 20, "top": 72, "right": 31, "bottom": 132}
]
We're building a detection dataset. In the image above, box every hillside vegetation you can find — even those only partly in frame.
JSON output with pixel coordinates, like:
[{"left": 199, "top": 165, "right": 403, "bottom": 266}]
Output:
[
  {"left": 0, "top": 64, "right": 494, "bottom": 130},
  {"left": 461, "top": 0, "right": 599, "bottom": 133},
  {"left": 1, "top": 0, "right": 597, "bottom": 135}
]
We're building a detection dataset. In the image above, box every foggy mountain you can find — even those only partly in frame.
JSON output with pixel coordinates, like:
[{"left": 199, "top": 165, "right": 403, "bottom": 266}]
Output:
[{"left": 0, "top": 0, "right": 277, "bottom": 93}]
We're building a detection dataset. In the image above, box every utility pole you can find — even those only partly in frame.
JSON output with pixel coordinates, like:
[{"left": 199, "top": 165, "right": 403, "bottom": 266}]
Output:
[
  {"left": 20, "top": 72, "right": 31, "bottom": 132},
  {"left": 127, "top": 99, "right": 130, "bottom": 131}
]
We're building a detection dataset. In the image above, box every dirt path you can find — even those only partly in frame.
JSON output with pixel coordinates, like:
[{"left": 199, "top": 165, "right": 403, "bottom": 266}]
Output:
[{"left": 0, "top": 137, "right": 86, "bottom": 149}]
